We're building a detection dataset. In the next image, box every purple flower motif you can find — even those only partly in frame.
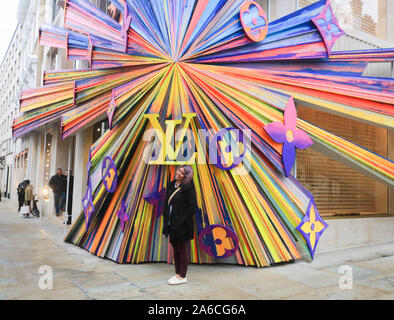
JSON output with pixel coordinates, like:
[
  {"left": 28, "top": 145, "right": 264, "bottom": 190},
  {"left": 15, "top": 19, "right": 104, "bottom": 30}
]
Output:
[
  {"left": 198, "top": 225, "right": 239, "bottom": 258},
  {"left": 120, "top": 4, "right": 132, "bottom": 52},
  {"left": 116, "top": 198, "right": 129, "bottom": 233},
  {"left": 264, "top": 97, "right": 313, "bottom": 177},
  {"left": 240, "top": 1, "right": 268, "bottom": 42},
  {"left": 296, "top": 197, "right": 328, "bottom": 260},
  {"left": 209, "top": 127, "right": 245, "bottom": 170},
  {"left": 242, "top": 4, "right": 266, "bottom": 31},
  {"left": 107, "top": 88, "right": 117, "bottom": 130},
  {"left": 143, "top": 188, "right": 166, "bottom": 218},
  {"left": 82, "top": 178, "right": 94, "bottom": 229},
  {"left": 102, "top": 156, "right": 118, "bottom": 193},
  {"left": 312, "top": 0, "right": 344, "bottom": 55}
]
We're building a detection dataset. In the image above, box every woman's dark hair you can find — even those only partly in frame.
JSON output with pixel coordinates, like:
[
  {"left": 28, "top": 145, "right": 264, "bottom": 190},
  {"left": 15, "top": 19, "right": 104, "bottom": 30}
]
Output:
[
  {"left": 25, "top": 180, "right": 30, "bottom": 185},
  {"left": 177, "top": 165, "right": 194, "bottom": 184}
]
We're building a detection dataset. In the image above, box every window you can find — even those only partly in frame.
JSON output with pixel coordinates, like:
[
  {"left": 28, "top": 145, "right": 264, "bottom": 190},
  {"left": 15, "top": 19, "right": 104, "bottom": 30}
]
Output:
[
  {"left": 97, "top": 0, "right": 123, "bottom": 22},
  {"left": 297, "top": 106, "right": 388, "bottom": 217},
  {"left": 48, "top": 49, "right": 58, "bottom": 71},
  {"left": 300, "top": 0, "right": 388, "bottom": 41},
  {"left": 52, "top": 0, "right": 57, "bottom": 21},
  {"left": 98, "top": 0, "right": 110, "bottom": 14},
  {"left": 92, "top": 119, "right": 109, "bottom": 143}
]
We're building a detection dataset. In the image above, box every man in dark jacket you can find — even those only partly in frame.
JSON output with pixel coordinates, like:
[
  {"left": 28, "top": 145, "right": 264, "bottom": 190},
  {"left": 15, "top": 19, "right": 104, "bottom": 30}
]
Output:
[{"left": 49, "top": 168, "right": 67, "bottom": 216}]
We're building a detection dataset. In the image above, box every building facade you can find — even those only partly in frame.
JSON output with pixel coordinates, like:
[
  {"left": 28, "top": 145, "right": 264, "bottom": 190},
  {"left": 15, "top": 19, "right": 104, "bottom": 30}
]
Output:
[
  {"left": 0, "top": 24, "right": 24, "bottom": 200},
  {"left": 3, "top": 0, "right": 394, "bottom": 254},
  {"left": 6, "top": 0, "right": 110, "bottom": 221}
]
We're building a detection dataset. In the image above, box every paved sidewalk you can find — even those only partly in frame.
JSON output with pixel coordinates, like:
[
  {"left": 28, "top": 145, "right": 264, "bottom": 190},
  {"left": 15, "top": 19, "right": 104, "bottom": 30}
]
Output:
[{"left": 0, "top": 199, "right": 393, "bottom": 300}]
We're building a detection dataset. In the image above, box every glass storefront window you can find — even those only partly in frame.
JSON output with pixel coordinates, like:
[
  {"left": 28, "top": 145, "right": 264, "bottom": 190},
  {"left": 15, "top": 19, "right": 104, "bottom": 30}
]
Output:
[
  {"left": 297, "top": 106, "right": 389, "bottom": 217},
  {"left": 92, "top": 119, "right": 109, "bottom": 144},
  {"left": 300, "top": 0, "right": 387, "bottom": 40}
]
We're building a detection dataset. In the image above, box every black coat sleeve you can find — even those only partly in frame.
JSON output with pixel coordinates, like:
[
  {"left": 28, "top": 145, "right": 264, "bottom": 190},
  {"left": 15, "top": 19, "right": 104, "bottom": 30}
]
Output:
[
  {"left": 162, "top": 189, "right": 169, "bottom": 223},
  {"left": 180, "top": 182, "right": 197, "bottom": 225},
  {"left": 162, "top": 180, "right": 174, "bottom": 236},
  {"left": 163, "top": 180, "right": 174, "bottom": 215}
]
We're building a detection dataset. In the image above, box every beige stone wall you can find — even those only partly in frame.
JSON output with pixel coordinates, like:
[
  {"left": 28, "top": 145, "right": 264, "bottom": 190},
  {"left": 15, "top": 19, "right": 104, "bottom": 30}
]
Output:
[
  {"left": 376, "top": 0, "right": 387, "bottom": 40},
  {"left": 388, "top": 0, "right": 394, "bottom": 42},
  {"left": 389, "top": 129, "right": 394, "bottom": 215},
  {"left": 317, "top": 216, "right": 394, "bottom": 253}
]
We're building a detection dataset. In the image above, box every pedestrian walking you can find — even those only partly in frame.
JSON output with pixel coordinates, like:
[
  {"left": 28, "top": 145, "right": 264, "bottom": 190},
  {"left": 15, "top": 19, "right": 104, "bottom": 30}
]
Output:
[
  {"left": 49, "top": 168, "right": 67, "bottom": 216},
  {"left": 17, "top": 180, "right": 28, "bottom": 211},
  {"left": 162, "top": 165, "right": 197, "bottom": 285},
  {"left": 24, "top": 180, "right": 34, "bottom": 211}
]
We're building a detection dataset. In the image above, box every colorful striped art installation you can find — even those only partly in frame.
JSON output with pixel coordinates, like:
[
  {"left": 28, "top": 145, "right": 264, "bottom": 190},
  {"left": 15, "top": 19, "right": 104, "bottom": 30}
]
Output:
[{"left": 13, "top": 0, "right": 394, "bottom": 267}]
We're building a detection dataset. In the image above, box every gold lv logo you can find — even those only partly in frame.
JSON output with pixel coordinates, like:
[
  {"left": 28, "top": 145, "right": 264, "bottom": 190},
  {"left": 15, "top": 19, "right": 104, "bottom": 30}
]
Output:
[{"left": 143, "top": 113, "right": 197, "bottom": 165}]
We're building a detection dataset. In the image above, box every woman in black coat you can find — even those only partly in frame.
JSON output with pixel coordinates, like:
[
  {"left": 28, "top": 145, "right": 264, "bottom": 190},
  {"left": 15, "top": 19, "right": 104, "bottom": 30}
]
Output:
[{"left": 162, "top": 165, "right": 197, "bottom": 285}]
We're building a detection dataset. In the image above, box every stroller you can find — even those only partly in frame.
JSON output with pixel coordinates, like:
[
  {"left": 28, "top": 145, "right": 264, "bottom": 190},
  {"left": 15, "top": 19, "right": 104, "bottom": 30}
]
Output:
[
  {"left": 20, "top": 194, "right": 40, "bottom": 218},
  {"left": 31, "top": 194, "right": 40, "bottom": 217}
]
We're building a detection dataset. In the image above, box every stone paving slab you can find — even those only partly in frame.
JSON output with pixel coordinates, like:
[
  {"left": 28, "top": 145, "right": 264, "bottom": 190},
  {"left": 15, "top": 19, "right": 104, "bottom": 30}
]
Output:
[{"left": 0, "top": 200, "right": 393, "bottom": 300}]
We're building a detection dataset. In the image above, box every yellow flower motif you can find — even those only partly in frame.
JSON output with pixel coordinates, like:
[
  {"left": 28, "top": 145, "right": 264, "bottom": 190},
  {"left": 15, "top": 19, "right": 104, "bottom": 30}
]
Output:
[
  {"left": 300, "top": 205, "right": 324, "bottom": 250},
  {"left": 212, "top": 227, "right": 234, "bottom": 257}
]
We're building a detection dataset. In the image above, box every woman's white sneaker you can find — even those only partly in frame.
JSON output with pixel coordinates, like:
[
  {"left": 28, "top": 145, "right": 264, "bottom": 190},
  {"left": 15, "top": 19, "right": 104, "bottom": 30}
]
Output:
[
  {"left": 169, "top": 277, "right": 187, "bottom": 285},
  {"left": 168, "top": 276, "right": 177, "bottom": 284}
]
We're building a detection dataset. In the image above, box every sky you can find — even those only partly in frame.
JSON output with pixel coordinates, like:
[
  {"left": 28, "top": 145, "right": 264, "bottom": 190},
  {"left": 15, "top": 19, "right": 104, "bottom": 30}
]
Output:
[
  {"left": 0, "top": 0, "right": 19, "bottom": 65},
  {"left": 336, "top": 0, "right": 378, "bottom": 22},
  {"left": 362, "top": 0, "right": 378, "bottom": 22}
]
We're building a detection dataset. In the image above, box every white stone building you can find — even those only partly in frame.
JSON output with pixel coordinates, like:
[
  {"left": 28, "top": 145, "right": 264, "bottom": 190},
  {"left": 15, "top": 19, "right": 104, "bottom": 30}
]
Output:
[
  {"left": 0, "top": 23, "right": 24, "bottom": 200},
  {"left": 10, "top": 0, "right": 110, "bottom": 222}
]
